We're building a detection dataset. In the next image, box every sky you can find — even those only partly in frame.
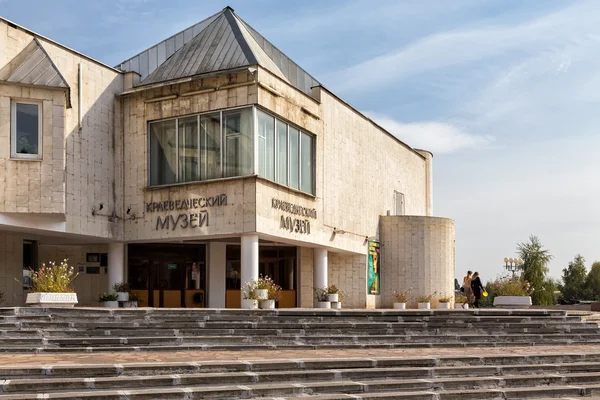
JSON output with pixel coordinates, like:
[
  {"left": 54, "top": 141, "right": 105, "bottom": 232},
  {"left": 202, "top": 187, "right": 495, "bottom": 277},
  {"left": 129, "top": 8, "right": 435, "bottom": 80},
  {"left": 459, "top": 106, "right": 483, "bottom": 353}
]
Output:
[{"left": 3, "top": 0, "right": 600, "bottom": 284}]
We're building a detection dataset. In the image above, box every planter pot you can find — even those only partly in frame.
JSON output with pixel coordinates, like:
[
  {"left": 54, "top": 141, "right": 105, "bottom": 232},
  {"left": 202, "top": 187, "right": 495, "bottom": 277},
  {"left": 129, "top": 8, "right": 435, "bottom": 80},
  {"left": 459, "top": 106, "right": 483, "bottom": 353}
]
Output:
[
  {"left": 437, "top": 302, "right": 451, "bottom": 310},
  {"left": 331, "top": 302, "right": 342, "bottom": 309},
  {"left": 242, "top": 299, "right": 259, "bottom": 309},
  {"left": 255, "top": 289, "right": 268, "bottom": 300},
  {"left": 393, "top": 302, "right": 406, "bottom": 309},
  {"left": 259, "top": 299, "right": 275, "bottom": 309},
  {"left": 26, "top": 293, "right": 78, "bottom": 308},
  {"left": 454, "top": 303, "right": 469, "bottom": 309},
  {"left": 103, "top": 301, "right": 119, "bottom": 308},
  {"left": 316, "top": 301, "right": 331, "bottom": 309},
  {"left": 123, "top": 301, "right": 138, "bottom": 308},
  {"left": 418, "top": 302, "right": 430, "bottom": 310},
  {"left": 327, "top": 293, "right": 339, "bottom": 302},
  {"left": 116, "top": 292, "right": 129, "bottom": 302}
]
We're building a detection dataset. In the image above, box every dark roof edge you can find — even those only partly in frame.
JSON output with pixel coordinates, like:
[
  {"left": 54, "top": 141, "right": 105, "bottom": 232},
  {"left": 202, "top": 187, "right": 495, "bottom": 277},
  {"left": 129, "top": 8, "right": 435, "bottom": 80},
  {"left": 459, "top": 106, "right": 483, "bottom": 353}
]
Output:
[
  {"left": 224, "top": 9, "right": 257, "bottom": 65},
  {"left": 316, "top": 85, "right": 426, "bottom": 160},
  {"left": 114, "top": 9, "right": 223, "bottom": 68},
  {"left": 234, "top": 14, "right": 320, "bottom": 86},
  {"left": 0, "top": 16, "right": 121, "bottom": 73}
]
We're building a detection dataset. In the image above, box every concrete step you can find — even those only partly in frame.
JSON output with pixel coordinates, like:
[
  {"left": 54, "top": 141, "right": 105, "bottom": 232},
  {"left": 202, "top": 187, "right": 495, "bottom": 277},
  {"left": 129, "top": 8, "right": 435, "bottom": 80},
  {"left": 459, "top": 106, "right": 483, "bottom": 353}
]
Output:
[
  {"left": 2, "top": 333, "right": 600, "bottom": 348},
  {"left": 3, "top": 375, "right": 600, "bottom": 399},
  {"left": 4, "top": 326, "right": 598, "bottom": 339}
]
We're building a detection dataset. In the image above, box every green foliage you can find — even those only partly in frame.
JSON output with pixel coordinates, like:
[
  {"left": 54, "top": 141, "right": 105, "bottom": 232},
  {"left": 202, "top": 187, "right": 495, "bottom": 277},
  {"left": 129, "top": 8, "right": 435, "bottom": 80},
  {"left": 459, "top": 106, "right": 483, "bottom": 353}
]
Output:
[
  {"left": 517, "top": 235, "right": 553, "bottom": 289},
  {"left": 454, "top": 278, "right": 460, "bottom": 290},
  {"left": 561, "top": 254, "right": 587, "bottom": 301},
  {"left": 487, "top": 277, "right": 530, "bottom": 297},
  {"left": 585, "top": 262, "right": 600, "bottom": 301},
  {"left": 531, "top": 279, "right": 558, "bottom": 306},
  {"left": 31, "top": 260, "right": 78, "bottom": 293},
  {"left": 99, "top": 292, "right": 118, "bottom": 302}
]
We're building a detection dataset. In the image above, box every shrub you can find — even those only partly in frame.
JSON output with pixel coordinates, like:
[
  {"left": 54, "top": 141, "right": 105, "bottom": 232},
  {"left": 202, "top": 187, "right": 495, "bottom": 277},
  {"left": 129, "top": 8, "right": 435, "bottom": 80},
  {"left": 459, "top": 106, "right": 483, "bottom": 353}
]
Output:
[
  {"left": 486, "top": 277, "right": 530, "bottom": 297},
  {"left": 113, "top": 282, "right": 130, "bottom": 292},
  {"left": 99, "top": 293, "right": 118, "bottom": 302},
  {"left": 31, "top": 260, "right": 78, "bottom": 293},
  {"left": 393, "top": 288, "right": 412, "bottom": 303},
  {"left": 455, "top": 295, "right": 468, "bottom": 303}
]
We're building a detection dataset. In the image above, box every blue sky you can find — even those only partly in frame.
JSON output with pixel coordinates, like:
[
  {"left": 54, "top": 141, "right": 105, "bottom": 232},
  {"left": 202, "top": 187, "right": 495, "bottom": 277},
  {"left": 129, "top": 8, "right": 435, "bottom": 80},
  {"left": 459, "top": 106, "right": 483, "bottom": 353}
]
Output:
[{"left": 3, "top": 0, "right": 600, "bottom": 283}]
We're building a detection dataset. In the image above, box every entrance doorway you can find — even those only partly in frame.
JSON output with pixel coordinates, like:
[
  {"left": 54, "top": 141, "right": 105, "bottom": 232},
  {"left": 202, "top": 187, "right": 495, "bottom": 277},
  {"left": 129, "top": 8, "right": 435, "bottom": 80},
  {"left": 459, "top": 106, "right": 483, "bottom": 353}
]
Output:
[
  {"left": 128, "top": 244, "right": 206, "bottom": 308},
  {"left": 225, "top": 246, "right": 297, "bottom": 308}
]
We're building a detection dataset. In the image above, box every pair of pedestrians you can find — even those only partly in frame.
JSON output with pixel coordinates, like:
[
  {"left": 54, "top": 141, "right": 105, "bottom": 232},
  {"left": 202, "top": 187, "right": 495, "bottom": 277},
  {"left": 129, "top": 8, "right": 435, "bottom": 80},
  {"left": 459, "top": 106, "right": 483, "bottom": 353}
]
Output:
[{"left": 462, "top": 271, "right": 484, "bottom": 308}]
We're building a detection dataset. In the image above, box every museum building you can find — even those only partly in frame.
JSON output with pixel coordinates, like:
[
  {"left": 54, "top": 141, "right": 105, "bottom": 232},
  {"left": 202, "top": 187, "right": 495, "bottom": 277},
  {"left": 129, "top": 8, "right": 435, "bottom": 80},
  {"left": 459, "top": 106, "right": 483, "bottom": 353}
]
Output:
[{"left": 0, "top": 7, "right": 455, "bottom": 309}]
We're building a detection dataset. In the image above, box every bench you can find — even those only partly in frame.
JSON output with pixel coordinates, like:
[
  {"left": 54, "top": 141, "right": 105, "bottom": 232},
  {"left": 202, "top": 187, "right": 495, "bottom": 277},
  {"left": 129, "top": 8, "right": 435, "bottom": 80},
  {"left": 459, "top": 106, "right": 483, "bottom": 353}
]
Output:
[{"left": 493, "top": 296, "right": 532, "bottom": 309}]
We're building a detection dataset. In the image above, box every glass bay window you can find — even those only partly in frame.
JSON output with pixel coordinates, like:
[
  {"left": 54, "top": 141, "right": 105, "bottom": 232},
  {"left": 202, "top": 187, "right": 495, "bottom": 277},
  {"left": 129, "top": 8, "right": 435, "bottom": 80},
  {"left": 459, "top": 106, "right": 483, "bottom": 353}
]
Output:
[{"left": 148, "top": 106, "right": 315, "bottom": 195}]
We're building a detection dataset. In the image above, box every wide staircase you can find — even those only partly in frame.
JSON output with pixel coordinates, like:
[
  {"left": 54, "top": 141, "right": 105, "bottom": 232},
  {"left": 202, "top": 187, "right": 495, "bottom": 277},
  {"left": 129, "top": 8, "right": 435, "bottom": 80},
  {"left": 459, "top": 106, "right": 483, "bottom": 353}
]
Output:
[{"left": 2, "top": 307, "right": 600, "bottom": 399}]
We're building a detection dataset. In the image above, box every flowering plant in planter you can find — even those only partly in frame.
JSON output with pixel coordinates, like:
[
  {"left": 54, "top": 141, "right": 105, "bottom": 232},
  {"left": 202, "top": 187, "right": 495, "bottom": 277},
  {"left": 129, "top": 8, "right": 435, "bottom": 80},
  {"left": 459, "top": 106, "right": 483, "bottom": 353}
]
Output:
[
  {"left": 26, "top": 260, "right": 79, "bottom": 307},
  {"left": 31, "top": 260, "right": 78, "bottom": 293},
  {"left": 113, "top": 282, "right": 130, "bottom": 302},
  {"left": 242, "top": 281, "right": 259, "bottom": 300},
  {"left": 254, "top": 276, "right": 274, "bottom": 290},
  {"left": 418, "top": 293, "right": 437, "bottom": 303},
  {"left": 314, "top": 288, "right": 329, "bottom": 302},
  {"left": 268, "top": 283, "right": 282, "bottom": 301},
  {"left": 393, "top": 289, "right": 412, "bottom": 303},
  {"left": 128, "top": 291, "right": 143, "bottom": 302},
  {"left": 99, "top": 293, "right": 118, "bottom": 302}
]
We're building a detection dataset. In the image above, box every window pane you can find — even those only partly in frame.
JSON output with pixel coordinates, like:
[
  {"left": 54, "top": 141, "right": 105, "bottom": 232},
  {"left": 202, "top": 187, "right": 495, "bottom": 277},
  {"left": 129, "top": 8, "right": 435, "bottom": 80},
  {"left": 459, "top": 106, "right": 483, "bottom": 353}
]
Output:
[
  {"left": 178, "top": 117, "right": 198, "bottom": 183},
  {"left": 289, "top": 127, "right": 299, "bottom": 189},
  {"left": 15, "top": 103, "right": 39, "bottom": 155},
  {"left": 149, "top": 120, "right": 177, "bottom": 185},
  {"left": 276, "top": 120, "right": 287, "bottom": 185},
  {"left": 224, "top": 108, "right": 253, "bottom": 177},
  {"left": 257, "top": 111, "right": 275, "bottom": 181},
  {"left": 300, "top": 132, "right": 314, "bottom": 194},
  {"left": 200, "top": 113, "right": 221, "bottom": 180}
]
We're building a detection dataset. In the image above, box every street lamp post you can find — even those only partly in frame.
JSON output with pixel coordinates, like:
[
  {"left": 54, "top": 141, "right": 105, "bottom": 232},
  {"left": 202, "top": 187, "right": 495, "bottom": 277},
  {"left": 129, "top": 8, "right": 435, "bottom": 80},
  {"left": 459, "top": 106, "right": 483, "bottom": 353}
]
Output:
[{"left": 504, "top": 257, "right": 524, "bottom": 278}]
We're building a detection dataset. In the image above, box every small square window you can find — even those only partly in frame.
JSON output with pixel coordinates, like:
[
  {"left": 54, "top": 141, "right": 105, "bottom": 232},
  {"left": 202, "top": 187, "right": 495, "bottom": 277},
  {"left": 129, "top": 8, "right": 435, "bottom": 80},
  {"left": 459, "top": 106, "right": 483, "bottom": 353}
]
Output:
[{"left": 11, "top": 101, "right": 42, "bottom": 160}]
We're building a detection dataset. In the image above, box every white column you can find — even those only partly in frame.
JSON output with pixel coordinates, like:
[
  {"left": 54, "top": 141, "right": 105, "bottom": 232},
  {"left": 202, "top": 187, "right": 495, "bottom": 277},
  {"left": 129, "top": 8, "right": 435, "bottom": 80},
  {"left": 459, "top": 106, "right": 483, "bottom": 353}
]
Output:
[
  {"left": 107, "top": 243, "right": 125, "bottom": 292},
  {"left": 208, "top": 242, "right": 227, "bottom": 308},
  {"left": 240, "top": 235, "right": 259, "bottom": 303},
  {"left": 313, "top": 248, "right": 328, "bottom": 295}
]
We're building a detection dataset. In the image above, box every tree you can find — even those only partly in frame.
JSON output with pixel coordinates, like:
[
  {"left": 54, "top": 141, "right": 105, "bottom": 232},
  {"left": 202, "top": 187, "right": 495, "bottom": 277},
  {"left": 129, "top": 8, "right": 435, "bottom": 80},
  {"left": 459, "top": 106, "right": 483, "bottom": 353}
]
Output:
[
  {"left": 561, "top": 254, "right": 588, "bottom": 302},
  {"left": 517, "top": 235, "right": 553, "bottom": 305},
  {"left": 585, "top": 261, "right": 600, "bottom": 300}
]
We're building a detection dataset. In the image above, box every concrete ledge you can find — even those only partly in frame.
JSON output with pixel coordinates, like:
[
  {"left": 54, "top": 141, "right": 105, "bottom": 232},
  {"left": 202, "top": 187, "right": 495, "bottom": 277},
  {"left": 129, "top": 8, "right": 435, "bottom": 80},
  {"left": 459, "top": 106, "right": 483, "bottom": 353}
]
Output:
[{"left": 493, "top": 296, "right": 532, "bottom": 309}]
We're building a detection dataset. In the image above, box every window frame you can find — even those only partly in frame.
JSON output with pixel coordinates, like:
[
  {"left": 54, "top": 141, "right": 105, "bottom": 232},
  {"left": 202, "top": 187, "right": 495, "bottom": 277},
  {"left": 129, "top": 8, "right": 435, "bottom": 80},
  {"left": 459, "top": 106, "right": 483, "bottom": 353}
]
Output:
[
  {"left": 256, "top": 107, "right": 316, "bottom": 196},
  {"left": 394, "top": 191, "right": 405, "bottom": 216},
  {"left": 146, "top": 105, "right": 252, "bottom": 187},
  {"left": 10, "top": 99, "right": 43, "bottom": 160}
]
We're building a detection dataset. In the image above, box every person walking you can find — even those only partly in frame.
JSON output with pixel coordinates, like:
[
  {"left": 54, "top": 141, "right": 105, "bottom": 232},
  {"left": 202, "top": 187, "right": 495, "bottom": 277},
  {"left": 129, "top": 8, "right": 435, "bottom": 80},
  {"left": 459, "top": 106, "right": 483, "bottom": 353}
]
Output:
[
  {"left": 462, "top": 271, "right": 473, "bottom": 308},
  {"left": 470, "top": 272, "right": 484, "bottom": 308}
]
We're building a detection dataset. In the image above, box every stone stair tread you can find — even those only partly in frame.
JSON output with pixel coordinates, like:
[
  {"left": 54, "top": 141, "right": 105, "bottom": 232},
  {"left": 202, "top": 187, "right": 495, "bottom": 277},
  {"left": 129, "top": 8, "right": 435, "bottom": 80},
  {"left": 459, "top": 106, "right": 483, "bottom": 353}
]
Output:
[{"left": 8, "top": 365, "right": 600, "bottom": 394}]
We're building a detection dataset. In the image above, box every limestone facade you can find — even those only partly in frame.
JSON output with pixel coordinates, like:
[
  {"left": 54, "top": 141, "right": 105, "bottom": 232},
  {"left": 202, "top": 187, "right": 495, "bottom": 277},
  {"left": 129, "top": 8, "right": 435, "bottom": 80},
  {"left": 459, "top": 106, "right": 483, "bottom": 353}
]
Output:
[{"left": 0, "top": 9, "right": 454, "bottom": 309}]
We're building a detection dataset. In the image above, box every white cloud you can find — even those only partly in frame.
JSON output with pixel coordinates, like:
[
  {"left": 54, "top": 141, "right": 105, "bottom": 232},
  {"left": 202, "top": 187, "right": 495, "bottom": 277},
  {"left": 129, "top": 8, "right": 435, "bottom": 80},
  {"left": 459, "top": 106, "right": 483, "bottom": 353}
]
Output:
[
  {"left": 330, "top": 1, "right": 600, "bottom": 95},
  {"left": 365, "top": 112, "right": 493, "bottom": 154}
]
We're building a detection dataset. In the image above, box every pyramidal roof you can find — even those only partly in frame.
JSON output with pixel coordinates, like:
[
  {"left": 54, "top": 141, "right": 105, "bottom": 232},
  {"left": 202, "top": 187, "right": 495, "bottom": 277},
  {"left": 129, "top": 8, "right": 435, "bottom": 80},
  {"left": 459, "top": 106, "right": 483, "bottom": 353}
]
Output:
[
  {"left": 0, "top": 37, "right": 71, "bottom": 107},
  {"left": 116, "top": 7, "right": 319, "bottom": 98},
  {"left": 0, "top": 38, "right": 69, "bottom": 89}
]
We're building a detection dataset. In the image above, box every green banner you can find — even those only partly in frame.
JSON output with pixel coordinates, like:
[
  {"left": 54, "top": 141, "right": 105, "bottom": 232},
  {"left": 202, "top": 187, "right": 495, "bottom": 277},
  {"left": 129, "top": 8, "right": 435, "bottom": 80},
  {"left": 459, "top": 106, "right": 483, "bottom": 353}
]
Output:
[{"left": 368, "top": 240, "right": 380, "bottom": 295}]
